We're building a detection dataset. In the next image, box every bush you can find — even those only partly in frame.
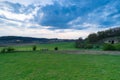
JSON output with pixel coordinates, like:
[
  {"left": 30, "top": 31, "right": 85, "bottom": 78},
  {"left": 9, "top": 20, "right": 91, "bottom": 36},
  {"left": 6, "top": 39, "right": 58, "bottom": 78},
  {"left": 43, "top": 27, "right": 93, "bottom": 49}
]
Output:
[
  {"left": 7, "top": 47, "right": 15, "bottom": 52},
  {"left": 114, "top": 44, "right": 120, "bottom": 51},
  {"left": 54, "top": 47, "right": 58, "bottom": 50},
  {"left": 84, "top": 44, "right": 93, "bottom": 49},
  {"left": 76, "top": 43, "right": 94, "bottom": 49},
  {"left": 1, "top": 48, "right": 6, "bottom": 53},
  {"left": 93, "top": 44, "right": 101, "bottom": 49},
  {"left": 33, "top": 46, "right": 37, "bottom": 51},
  {"left": 75, "top": 43, "right": 85, "bottom": 48},
  {"left": 102, "top": 44, "right": 116, "bottom": 51},
  {"left": 1, "top": 47, "right": 15, "bottom": 53}
]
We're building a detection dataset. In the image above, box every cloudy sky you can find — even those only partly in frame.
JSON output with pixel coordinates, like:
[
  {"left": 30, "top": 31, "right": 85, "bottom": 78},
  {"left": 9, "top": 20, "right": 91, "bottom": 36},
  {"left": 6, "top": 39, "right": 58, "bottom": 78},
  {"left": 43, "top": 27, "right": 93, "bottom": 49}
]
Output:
[{"left": 0, "top": 0, "right": 120, "bottom": 39}]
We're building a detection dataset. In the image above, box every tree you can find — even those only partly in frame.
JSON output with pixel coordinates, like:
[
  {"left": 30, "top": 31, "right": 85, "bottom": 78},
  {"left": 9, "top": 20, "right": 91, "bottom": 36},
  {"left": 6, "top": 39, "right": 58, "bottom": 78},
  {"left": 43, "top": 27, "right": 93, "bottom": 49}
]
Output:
[{"left": 87, "top": 33, "right": 98, "bottom": 43}]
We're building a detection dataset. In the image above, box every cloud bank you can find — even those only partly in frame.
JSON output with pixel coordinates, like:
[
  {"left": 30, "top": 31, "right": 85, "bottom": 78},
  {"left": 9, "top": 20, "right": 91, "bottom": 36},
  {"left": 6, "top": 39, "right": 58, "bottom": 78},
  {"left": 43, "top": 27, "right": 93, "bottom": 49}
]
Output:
[{"left": 0, "top": 0, "right": 120, "bottom": 39}]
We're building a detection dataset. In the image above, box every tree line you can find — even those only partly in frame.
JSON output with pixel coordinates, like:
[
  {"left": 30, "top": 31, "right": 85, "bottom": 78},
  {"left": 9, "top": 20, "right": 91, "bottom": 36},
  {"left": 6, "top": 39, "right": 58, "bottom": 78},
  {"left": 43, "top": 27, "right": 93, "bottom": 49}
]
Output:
[
  {"left": 76, "top": 27, "right": 120, "bottom": 49},
  {"left": 86, "top": 27, "right": 120, "bottom": 43}
]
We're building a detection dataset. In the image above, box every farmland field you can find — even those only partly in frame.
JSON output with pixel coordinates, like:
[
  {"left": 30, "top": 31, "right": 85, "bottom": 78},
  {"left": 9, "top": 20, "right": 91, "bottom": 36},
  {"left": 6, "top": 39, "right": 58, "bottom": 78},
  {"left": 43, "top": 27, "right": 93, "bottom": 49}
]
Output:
[
  {"left": 0, "top": 42, "right": 77, "bottom": 51},
  {"left": 0, "top": 51, "right": 120, "bottom": 80}
]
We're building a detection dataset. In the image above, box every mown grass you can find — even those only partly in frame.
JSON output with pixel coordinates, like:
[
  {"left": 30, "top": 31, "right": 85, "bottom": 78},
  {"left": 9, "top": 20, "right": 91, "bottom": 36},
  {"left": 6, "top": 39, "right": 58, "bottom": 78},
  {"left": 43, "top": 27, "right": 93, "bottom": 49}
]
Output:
[{"left": 0, "top": 51, "right": 120, "bottom": 80}]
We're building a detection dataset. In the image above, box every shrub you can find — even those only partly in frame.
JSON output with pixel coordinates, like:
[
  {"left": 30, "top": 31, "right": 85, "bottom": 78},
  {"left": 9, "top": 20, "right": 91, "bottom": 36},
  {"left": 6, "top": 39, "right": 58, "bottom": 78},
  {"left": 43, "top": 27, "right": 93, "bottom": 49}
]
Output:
[
  {"left": 77, "top": 43, "right": 93, "bottom": 49},
  {"left": 93, "top": 44, "right": 101, "bottom": 49},
  {"left": 1, "top": 48, "right": 6, "bottom": 53},
  {"left": 54, "top": 47, "right": 58, "bottom": 50},
  {"left": 114, "top": 44, "right": 120, "bottom": 51},
  {"left": 75, "top": 43, "right": 85, "bottom": 48},
  {"left": 1, "top": 47, "right": 15, "bottom": 53},
  {"left": 7, "top": 47, "right": 15, "bottom": 52},
  {"left": 102, "top": 44, "right": 116, "bottom": 51},
  {"left": 84, "top": 44, "right": 93, "bottom": 49},
  {"left": 33, "top": 45, "right": 37, "bottom": 51}
]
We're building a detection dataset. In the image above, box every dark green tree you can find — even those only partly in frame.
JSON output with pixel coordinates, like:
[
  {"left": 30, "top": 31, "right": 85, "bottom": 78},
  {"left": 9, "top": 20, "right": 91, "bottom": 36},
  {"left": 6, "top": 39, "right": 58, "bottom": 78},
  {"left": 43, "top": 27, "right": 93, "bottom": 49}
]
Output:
[{"left": 87, "top": 33, "right": 98, "bottom": 43}]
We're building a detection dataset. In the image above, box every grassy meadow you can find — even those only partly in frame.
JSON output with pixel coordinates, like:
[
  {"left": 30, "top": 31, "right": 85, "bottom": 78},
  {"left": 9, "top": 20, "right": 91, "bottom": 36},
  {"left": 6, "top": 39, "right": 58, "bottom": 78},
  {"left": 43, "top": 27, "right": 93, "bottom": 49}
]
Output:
[
  {"left": 0, "top": 51, "right": 120, "bottom": 80},
  {"left": 0, "top": 42, "right": 76, "bottom": 51},
  {"left": 0, "top": 42, "right": 120, "bottom": 80}
]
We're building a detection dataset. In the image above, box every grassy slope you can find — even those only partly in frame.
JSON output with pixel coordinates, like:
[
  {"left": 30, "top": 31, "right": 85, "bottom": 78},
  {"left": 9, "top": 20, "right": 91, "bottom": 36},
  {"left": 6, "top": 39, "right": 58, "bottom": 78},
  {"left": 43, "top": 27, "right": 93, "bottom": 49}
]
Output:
[{"left": 0, "top": 51, "right": 120, "bottom": 80}]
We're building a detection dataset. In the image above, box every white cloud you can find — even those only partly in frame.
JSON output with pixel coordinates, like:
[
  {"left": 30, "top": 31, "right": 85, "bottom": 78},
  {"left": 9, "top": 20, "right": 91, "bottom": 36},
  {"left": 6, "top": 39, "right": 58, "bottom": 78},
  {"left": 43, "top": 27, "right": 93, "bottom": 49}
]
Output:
[
  {"left": 0, "top": 0, "right": 34, "bottom": 6},
  {"left": 0, "top": 4, "right": 41, "bottom": 22},
  {"left": 0, "top": 2, "right": 13, "bottom": 12},
  {"left": 68, "top": 17, "right": 81, "bottom": 25},
  {"left": 0, "top": 9, "right": 115, "bottom": 39},
  {"left": 0, "top": 18, "right": 110, "bottom": 39},
  {"left": 0, "top": 0, "right": 53, "bottom": 6},
  {"left": 0, "top": 10, "right": 31, "bottom": 21}
]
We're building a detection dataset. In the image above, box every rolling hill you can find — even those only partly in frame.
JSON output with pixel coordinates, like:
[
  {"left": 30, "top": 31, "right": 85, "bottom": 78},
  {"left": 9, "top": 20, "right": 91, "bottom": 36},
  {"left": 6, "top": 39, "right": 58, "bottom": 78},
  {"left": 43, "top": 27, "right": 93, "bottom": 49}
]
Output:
[{"left": 0, "top": 36, "right": 75, "bottom": 46}]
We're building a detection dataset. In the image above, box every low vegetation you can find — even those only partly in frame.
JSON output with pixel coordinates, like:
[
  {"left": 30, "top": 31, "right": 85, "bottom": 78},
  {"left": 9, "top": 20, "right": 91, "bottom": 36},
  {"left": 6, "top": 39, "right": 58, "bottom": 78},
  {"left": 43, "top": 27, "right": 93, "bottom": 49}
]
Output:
[
  {"left": 1, "top": 47, "right": 15, "bottom": 53},
  {"left": 0, "top": 41, "right": 120, "bottom": 80},
  {"left": 0, "top": 42, "right": 77, "bottom": 53},
  {"left": 0, "top": 51, "right": 120, "bottom": 80},
  {"left": 32, "top": 45, "right": 37, "bottom": 51},
  {"left": 103, "top": 43, "right": 120, "bottom": 51},
  {"left": 114, "top": 44, "right": 120, "bottom": 51},
  {"left": 9, "top": 42, "right": 76, "bottom": 51},
  {"left": 103, "top": 44, "right": 116, "bottom": 51}
]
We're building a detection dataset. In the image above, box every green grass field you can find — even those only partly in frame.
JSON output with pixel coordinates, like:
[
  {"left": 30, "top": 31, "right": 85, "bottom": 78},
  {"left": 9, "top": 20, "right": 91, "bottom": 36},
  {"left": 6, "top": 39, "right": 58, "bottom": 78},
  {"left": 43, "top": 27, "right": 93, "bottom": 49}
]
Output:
[
  {"left": 0, "top": 42, "right": 77, "bottom": 51},
  {"left": 0, "top": 51, "right": 120, "bottom": 80}
]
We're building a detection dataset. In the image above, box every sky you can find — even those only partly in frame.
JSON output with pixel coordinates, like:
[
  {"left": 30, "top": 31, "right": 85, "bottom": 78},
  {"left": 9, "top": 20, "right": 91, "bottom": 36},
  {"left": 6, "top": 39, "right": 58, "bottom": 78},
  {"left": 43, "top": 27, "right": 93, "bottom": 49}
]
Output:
[{"left": 0, "top": 0, "right": 120, "bottom": 39}]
